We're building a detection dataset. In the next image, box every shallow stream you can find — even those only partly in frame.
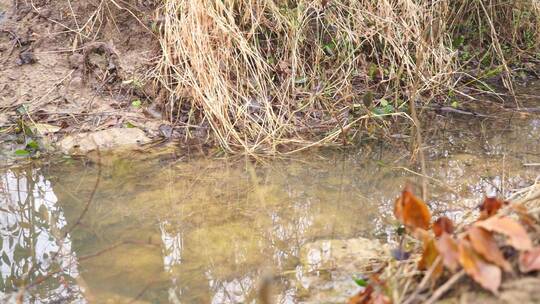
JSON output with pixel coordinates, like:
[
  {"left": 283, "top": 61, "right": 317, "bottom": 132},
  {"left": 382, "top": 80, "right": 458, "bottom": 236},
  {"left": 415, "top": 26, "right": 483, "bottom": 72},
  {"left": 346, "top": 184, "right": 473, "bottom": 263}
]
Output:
[{"left": 0, "top": 95, "right": 539, "bottom": 303}]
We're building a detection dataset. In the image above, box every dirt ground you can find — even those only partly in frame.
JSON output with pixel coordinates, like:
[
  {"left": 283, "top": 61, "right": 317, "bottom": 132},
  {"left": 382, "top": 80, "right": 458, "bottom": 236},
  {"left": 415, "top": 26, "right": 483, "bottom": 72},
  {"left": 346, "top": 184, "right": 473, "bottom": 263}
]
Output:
[{"left": 0, "top": 0, "right": 169, "bottom": 152}]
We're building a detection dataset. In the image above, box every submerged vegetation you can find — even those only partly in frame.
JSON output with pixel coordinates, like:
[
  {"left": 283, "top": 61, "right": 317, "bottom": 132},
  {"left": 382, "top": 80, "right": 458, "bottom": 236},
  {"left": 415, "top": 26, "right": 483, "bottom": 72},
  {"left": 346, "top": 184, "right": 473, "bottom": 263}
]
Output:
[{"left": 151, "top": 0, "right": 540, "bottom": 153}]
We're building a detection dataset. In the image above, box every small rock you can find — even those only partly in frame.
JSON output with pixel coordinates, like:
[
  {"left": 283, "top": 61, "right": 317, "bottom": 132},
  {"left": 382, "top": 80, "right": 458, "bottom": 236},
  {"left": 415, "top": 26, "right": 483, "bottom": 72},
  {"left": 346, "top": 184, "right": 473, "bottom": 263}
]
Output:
[
  {"left": 158, "top": 124, "right": 173, "bottom": 138},
  {"left": 300, "top": 238, "right": 386, "bottom": 271},
  {"left": 293, "top": 238, "right": 388, "bottom": 304},
  {"left": 59, "top": 128, "right": 151, "bottom": 154},
  {"left": 69, "top": 75, "right": 83, "bottom": 87},
  {"left": 31, "top": 123, "right": 61, "bottom": 136},
  {"left": 16, "top": 51, "right": 36, "bottom": 65}
]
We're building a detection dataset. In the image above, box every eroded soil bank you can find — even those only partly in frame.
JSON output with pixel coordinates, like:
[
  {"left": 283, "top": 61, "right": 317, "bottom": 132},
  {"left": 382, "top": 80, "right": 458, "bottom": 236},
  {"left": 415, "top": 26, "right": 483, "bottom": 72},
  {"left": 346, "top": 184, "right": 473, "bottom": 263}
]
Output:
[
  {"left": 0, "top": 0, "right": 178, "bottom": 159},
  {"left": 2, "top": 0, "right": 540, "bottom": 158}
]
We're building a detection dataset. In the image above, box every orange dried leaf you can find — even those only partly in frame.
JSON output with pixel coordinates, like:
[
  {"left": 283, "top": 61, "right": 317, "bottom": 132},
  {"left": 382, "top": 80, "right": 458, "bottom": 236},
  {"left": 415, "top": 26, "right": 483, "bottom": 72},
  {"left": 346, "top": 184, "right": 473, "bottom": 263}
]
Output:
[
  {"left": 475, "top": 216, "right": 532, "bottom": 251},
  {"left": 519, "top": 247, "right": 540, "bottom": 273},
  {"left": 433, "top": 216, "right": 454, "bottom": 237},
  {"left": 435, "top": 233, "right": 460, "bottom": 271},
  {"left": 479, "top": 197, "right": 506, "bottom": 220},
  {"left": 394, "top": 187, "right": 431, "bottom": 230},
  {"left": 467, "top": 226, "right": 512, "bottom": 272},
  {"left": 458, "top": 239, "right": 501, "bottom": 294},
  {"left": 348, "top": 285, "right": 373, "bottom": 304}
]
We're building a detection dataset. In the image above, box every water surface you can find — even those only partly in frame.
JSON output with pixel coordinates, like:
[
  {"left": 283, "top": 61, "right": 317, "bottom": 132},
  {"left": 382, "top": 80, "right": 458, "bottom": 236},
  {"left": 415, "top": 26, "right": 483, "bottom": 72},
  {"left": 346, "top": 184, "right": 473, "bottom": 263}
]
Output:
[{"left": 0, "top": 98, "right": 539, "bottom": 303}]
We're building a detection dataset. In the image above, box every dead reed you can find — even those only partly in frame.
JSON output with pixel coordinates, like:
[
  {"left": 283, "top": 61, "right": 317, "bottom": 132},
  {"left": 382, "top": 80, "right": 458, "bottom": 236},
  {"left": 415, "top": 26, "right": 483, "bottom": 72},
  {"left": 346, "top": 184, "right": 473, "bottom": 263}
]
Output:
[{"left": 149, "top": 1, "right": 540, "bottom": 153}]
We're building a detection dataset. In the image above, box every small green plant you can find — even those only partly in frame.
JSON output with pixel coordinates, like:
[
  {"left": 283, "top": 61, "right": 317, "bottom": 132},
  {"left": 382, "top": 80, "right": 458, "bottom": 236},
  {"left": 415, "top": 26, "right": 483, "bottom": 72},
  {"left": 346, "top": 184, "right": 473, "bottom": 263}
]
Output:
[
  {"left": 353, "top": 276, "right": 368, "bottom": 287},
  {"left": 131, "top": 99, "right": 142, "bottom": 108},
  {"left": 14, "top": 140, "right": 40, "bottom": 157},
  {"left": 372, "top": 99, "right": 395, "bottom": 115}
]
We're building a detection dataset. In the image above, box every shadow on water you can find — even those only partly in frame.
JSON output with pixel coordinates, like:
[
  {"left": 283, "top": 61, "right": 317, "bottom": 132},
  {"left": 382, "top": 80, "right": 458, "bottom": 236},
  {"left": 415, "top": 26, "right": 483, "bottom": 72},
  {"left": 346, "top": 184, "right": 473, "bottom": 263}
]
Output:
[{"left": 0, "top": 94, "right": 539, "bottom": 303}]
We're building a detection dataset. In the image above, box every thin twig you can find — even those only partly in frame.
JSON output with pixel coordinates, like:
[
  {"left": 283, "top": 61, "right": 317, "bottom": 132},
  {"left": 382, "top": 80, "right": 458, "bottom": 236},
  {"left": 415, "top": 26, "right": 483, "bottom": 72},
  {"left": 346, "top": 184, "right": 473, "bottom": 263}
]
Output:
[
  {"left": 425, "top": 270, "right": 465, "bottom": 304},
  {"left": 402, "top": 257, "right": 442, "bottom": 304}
]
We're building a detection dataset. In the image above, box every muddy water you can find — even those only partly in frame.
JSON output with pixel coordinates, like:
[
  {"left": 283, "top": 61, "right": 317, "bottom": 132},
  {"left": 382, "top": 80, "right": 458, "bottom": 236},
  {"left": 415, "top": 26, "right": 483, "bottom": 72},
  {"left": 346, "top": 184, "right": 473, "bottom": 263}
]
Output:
[{"left": 0, "top": 105, "right": 539, "bottom": 303}]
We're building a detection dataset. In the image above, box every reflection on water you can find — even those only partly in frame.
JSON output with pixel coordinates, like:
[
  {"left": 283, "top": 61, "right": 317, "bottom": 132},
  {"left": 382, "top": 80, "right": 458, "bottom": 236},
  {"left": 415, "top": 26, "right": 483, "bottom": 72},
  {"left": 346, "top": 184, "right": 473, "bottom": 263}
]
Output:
[
  {"left": 0, "top": 169, "right": 85, "bottom": 303},
  {"left": 0, "top": 107, "right": 539, "bottom": 303},
  {"left": 2, "top": 154, "right": 404, "bottom": 303}
]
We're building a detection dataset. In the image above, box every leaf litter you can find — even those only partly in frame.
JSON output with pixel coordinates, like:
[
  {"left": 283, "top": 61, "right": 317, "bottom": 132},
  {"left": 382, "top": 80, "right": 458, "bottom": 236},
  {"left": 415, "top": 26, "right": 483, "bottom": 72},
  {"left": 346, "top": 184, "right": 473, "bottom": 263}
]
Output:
[{"left": 349, "top": 186, "right": 540, "bottom": 304}]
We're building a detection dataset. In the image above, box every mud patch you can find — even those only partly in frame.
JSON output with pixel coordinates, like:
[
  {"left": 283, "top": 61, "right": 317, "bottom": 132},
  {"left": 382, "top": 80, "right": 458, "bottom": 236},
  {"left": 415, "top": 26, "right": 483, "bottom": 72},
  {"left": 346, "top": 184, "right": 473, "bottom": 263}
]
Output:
[{"left": 0, "top": 0, "right": 164, "bottom": 155}]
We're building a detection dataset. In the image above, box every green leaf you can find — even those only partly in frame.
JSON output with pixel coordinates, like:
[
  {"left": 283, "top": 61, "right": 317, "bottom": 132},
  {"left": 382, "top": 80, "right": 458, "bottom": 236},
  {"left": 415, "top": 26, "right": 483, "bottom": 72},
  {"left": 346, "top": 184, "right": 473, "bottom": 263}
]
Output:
[
  {"left": 13, "top": 244, "right": 28, "bottom": 261},
  {"left": 372, "top": 107, "right": 385, "bottom": 115},
  {"left": 131, "top": 99, "right": 142, "bottom": 108},
  {"left": 14, "top": 150, "right": 30, "bottom": 156},
  {"left": 396, "top": 225, "right": 406, "bottom": 236},
  {"left": 452, "top": 35, "right": 465, "bottom": 49},
  {"left": 362, "top": 91, "right": 374, "bottom": 108},
  {"left": 323, "top": 42, "right": 336, "bottom": 56},
  {"left": 368, "top": 63, "right": 379, "bottom": 80},
  {"left": 1, "top": 252, "right": 10, "bottom": 265},
  {"left": 26, "top": 140, "right": 39, "bottom": 151},
  {"left": 379, "top": 99, "right": 389, "bottom": 107},
  {"left": 383, "top": 104, "right": 395, "bottom": 114},
  {"left": 125, "top": 122, "right": 135, "bottom": 128},
  {"left": 451, "top": 100, "right": 459, "bottom": 108},
  {"left": 482, "top": 66, "right": 503, "bottom": 79},
  {"left": 353, "top": 277, "right": 368, "bottom": 287}
]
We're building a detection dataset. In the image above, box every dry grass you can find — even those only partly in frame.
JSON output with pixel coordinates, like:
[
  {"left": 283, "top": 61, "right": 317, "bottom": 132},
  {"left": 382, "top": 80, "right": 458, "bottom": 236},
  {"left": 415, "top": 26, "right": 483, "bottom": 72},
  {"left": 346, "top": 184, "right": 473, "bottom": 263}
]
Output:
[{"left": 148, "top": 0, "right": 540, "bottom": 154}]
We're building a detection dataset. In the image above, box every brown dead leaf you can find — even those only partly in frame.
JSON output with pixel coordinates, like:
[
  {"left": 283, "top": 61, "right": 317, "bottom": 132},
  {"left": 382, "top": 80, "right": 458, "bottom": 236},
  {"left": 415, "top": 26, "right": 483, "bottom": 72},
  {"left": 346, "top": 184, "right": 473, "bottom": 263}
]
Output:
[
  {"left": 479, "top": 197, "right": 506, "bottom": 220},
  {"left": 418, "top": 237, "right": 439, "bottom": 270},
  {"left": 435, "top": 233, "right": 460, "bottom": 271},
  {"left": 394, "top": 187, "right": 431, "bottom": 231},
  {"left": 458, "top": 239, "right": 501, "bottom": 294},
  {"left": 418, "top": 235, "right": 444, "bottom": 282},
  {"left": 475, "top": 216, "right": 533, "bottom": 251},
  {"left": 519, "top": 247, "right": 540, "bottom": 273},
  {"left": 433, "top": 216, "right": 454, "bottom": 237},
  {"left": 467, "top": 226, "right": 512, "bottom": 272}
]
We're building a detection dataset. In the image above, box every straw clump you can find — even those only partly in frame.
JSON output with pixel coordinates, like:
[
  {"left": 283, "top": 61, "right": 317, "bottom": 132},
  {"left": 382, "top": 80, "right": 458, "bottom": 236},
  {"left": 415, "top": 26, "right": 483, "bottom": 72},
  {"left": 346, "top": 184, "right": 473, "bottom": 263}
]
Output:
[{"left": 152, "top": 0, "right": 540, "bottom": 153}]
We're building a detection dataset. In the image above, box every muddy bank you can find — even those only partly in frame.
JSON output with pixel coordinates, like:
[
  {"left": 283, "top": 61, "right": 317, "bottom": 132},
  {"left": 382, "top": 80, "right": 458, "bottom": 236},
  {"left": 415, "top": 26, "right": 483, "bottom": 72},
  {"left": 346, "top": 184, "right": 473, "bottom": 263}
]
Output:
[
  {"left": 2, "top": 0, "right": 540, "bottom": 158},
  {"left": 0, "top": 0, "right": 179, "bottom": 159}
]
